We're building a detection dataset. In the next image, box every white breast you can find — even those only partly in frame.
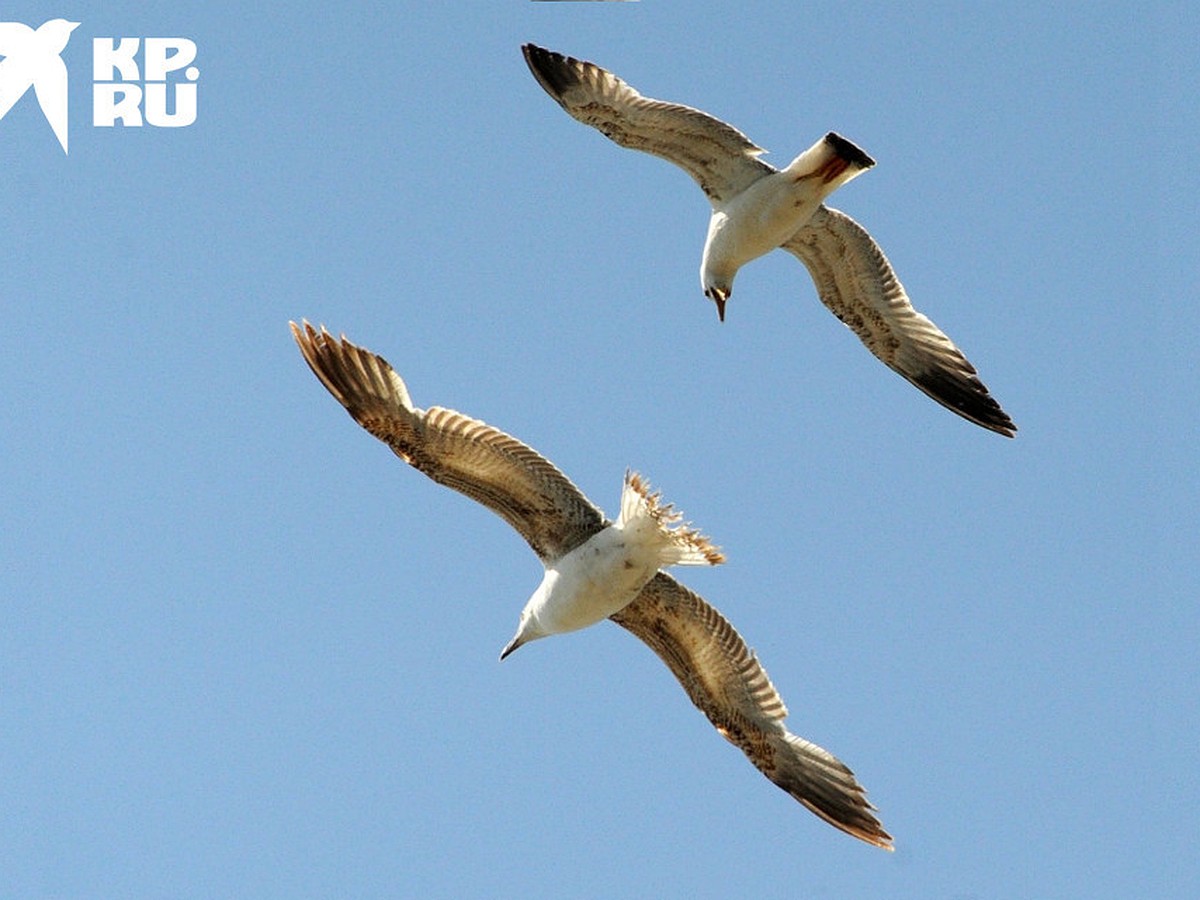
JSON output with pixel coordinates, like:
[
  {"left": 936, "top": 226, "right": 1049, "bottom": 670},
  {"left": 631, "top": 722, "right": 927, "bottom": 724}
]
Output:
[
  {"left": 702, "top": 171, "right": 825, "bottom": 290},
  {"left": 533, "top": 524, "right": 663, "bottom": 635}
]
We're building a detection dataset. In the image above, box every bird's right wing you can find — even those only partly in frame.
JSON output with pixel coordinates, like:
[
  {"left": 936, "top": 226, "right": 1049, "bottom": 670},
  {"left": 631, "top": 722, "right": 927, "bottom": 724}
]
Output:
[
  {"left": 610, "top": 572, "right": 893, "bottom": 850},
  {"left": 523, "top": 43, "right": 774, "bottom": 204},
  {"left": 292, "top": 322, "right": 606, "bottom": 563}
]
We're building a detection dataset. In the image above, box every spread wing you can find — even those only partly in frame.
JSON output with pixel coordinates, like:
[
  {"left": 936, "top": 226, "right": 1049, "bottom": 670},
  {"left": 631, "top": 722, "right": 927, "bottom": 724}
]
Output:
[
  {"left": 523, "top": 43, "right": 774, "bottom": 204},
  {"left": 611, "top": 573, "right": 893, "bottom": 850},
  {"left": 784, "top": 206, "right": 1017, "bottom": 437},
  {"left": 291, "top": 321, "right": 606, "bottom": 562}
]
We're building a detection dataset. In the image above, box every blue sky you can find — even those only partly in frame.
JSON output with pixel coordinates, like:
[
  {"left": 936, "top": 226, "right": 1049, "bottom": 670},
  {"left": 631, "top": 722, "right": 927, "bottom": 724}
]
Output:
[{"left": 1, "top": 2, "right": 1196, "bottom": 897}]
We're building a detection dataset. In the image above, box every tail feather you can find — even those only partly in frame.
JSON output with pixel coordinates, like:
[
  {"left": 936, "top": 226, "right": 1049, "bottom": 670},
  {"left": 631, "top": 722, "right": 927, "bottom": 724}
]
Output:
[
  {"left": 783, "top": 132, "right": 874, "bottom": 192},
  {"left": 619, "top": 470, "right": 725, "bottom": 567}
]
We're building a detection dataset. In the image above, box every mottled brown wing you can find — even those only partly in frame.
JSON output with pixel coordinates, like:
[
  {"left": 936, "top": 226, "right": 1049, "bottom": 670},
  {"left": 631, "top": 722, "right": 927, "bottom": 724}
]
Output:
[
  {"left": 291, "top": 321, "right": 606, "bottom": 562},
  {"left": 783, "top": 205, "right": 1016, "bottom": 436},
  {"left": 611, "top": 572, "right": 893, "bottom": 850},
  {"left": 523, "top": 43, "right": 774, "bottom": 204}
]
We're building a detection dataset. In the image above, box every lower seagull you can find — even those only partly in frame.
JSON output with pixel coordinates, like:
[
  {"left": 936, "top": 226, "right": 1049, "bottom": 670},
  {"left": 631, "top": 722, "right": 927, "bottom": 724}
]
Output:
[{"left": 291, "top": 320, "right": 892, "bottom": 850}]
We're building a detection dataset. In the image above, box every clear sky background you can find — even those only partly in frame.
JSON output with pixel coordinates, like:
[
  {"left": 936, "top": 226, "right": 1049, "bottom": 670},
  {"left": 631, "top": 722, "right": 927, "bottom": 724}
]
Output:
[{"left": 2, "top": 2, "right": 1196, "bottom": 898}]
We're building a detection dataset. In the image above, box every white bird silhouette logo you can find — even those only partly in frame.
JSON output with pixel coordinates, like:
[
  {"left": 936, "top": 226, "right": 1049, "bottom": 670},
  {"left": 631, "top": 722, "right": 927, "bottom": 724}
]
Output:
[{"left": 0, "top": 19, "right": 80, "bottom": 154}]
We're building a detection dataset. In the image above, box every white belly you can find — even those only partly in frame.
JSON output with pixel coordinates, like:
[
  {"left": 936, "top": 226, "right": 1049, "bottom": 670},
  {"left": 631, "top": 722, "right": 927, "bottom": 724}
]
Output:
[
  {"left": 702, "top": 170, "right": 827, "bottom": 288},
  {"left": 534, "top": 524, "right": 662, "bottom": 635}
]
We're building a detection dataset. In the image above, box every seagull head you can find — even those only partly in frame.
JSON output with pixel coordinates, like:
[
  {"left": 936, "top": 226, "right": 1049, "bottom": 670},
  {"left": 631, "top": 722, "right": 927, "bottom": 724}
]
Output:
[{"left": 499, "top": 609, "right": 548, "bottom": 661}]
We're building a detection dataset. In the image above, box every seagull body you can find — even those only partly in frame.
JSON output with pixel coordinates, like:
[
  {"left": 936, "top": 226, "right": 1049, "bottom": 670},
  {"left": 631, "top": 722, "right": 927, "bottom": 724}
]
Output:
[
  {"left": 502, "top": 470, "right": 724, "bottom": 658},
  {"left": 292, "top": 321, "right": 892, "bottom": 850},
  {"left": 523, "top": 43, "right": 1016, "bottom": 437},
  {"left": 702, "top": 133, "right": 875, "bottom": 318},
  {"left": 0, "top": 19, "right": 80, "bottom": 154}
]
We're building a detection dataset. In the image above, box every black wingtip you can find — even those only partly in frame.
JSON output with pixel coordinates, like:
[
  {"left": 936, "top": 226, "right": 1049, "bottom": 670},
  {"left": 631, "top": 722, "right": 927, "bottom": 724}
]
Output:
[
  {"left": 824, "top": 132, "right": 875, "bottom": 170},
  {"left": 522, "top": 43, "right": 579, "bottom": 100},
  {"left": 911, "top": 368, "right": 1018, "bottom": 437}
]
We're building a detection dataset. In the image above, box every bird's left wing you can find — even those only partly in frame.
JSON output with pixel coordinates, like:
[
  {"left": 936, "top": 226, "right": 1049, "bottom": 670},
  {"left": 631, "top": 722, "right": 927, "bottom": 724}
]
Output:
[
  {"left": 523, "top": 43, "right": 774, "bottom": 204},
  {"left": 292, "top": 322, "right": 606, "bottom": 562},
  {"left": 611, "top": 572, "right": 893, "bottom": 850},
  {"left": 783, "top": 205, "right": 1017, "bottom": 436}
]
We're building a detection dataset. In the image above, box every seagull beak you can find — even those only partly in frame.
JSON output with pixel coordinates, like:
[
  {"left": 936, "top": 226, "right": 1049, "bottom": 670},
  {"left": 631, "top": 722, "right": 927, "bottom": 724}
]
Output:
[
  {"left": 499, "top": 635, "right": 524, "bottom": 661},
  {"left": 708, "top": 289, "right": 728, "bottom": 322}
]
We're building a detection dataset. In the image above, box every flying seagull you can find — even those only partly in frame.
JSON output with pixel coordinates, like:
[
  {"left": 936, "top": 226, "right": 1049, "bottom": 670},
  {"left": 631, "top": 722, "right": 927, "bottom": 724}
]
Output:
[
  {"left": 522, "top": 43, "right": 1016, "bottom": 437},
  {"left": 292, "top": 320, "right": 892, "bottom": 850}
]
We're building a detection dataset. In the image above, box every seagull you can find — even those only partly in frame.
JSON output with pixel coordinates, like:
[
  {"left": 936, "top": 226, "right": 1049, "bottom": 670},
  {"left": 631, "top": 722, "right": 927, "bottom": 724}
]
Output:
[
  {"left": 523, "top": 43, "right": 1016, "bottom": 437},
  {"left": 292, "top": 320, "right": 893, "bottom": 850},
  {"left": 0, "top": 19, "right": 80, "bottom": 154}
]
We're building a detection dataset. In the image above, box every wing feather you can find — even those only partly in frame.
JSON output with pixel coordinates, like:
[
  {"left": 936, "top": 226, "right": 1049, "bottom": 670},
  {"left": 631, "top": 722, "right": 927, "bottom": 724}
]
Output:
[
  {"left": 523, "top": 43, "right": 774, "bottom": 204},
  {"left": 784, "top": 206, "right": 1016, "bottom": 436},
  {"left": 612, "top": 573, "right": 893, "bottom": 850},
  {"left": 291, "top": 321, "right": 606, "bottom": 562}
]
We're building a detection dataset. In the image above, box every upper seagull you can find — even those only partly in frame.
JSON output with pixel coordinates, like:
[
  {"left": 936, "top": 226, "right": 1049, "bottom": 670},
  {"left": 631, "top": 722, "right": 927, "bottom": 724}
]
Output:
[
  {"left": 292, "top": 320, "right": 893, "bottom": 850},
  {"left": 522, "top": 43, "right": 1016, "bottom": 437}
]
